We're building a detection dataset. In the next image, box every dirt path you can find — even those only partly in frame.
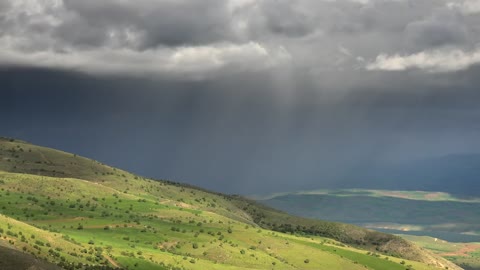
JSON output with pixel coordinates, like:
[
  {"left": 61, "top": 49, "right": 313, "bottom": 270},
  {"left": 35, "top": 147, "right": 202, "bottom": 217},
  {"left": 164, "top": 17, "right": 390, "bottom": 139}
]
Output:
[
  {"left": 104, "top": 254, "right": 121, "bottom": 268},
  {"left": 440, "top": 244, "right": 480, "bottom": 257}
]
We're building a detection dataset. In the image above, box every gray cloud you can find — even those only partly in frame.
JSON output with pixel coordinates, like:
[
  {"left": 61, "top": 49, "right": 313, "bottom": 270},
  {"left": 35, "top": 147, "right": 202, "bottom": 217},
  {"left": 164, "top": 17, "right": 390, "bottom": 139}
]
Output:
[
  {"left": 60, "top": 0, "right": 237, "bottom": 48},
  {"left": 2, "top": 0, "right": 480, "bottom": 193},
  {"left": 2, "top": 0, "right": 480, "bottom": 76},
  {"left": 3, "top": 65, "right": 480, "bottom": 194},
  {"left": 405, "top": 8, "right": 468, "bottom": 50},
  {"left": 256, "top": 0, "right": 316, "bottom": 38}
]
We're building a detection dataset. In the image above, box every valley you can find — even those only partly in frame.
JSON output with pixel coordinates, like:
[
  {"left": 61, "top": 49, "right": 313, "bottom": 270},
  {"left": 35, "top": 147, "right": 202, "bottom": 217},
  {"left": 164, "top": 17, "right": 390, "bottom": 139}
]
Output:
[
  {"left": 0, "top": 137, "right": 460, "bottom": 269},
  {"left": 257, "top": 189, "right": 480, "bottom": 269}
]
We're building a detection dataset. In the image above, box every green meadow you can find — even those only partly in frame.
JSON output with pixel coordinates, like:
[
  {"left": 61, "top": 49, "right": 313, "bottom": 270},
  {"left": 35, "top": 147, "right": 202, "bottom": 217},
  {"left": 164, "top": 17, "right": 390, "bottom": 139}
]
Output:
[
  {"left": 0, "top": 137, "right": 460, "bottom": 269},
  {"left": 257, "top": 188, "right": 480, "bottom": 269}
]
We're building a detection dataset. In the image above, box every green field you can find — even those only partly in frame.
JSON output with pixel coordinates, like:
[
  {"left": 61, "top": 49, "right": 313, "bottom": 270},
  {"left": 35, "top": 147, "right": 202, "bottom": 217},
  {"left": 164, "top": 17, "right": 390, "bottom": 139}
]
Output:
[
  {"left": 0, "top": 137, "right": 460, "bottom": 270},
  {"left": 399, "top": 235, "right": 480, "bottom": 270},
  {"left": 257, "top": 189, "right": 480, "bottom": 269}
]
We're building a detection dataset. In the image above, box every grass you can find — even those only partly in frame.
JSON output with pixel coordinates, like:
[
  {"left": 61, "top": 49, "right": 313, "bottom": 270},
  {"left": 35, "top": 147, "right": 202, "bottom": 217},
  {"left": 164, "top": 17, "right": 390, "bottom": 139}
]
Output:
[
  {"left": 0, "top": 243, "right": 62, "bottom": 270},
  {"left": 0, "top": 137, "right": 459, "bottom": 269},
  {"left": 256, "top": 186, "right": 480, "bottom": 269},
  {"left": 0, "top": 172, "right": 373, "bottom": 269},
  {"left": 400, "top": 235, "right": 480, "bottom": 270},
  {"left": 290, "top": 238, "right": 415, "bottom": 270}
]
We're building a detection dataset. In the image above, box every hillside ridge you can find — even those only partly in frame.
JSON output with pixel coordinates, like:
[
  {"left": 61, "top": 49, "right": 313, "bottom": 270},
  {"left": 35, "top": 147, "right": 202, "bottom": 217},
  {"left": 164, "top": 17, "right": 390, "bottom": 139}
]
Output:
[{"left": 0, "top": 138, "right": 461, "bottom": 270}]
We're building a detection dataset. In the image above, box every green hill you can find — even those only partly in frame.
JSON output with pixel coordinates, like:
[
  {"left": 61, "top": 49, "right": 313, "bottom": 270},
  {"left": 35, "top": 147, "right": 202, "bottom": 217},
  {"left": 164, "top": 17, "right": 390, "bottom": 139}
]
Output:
[
  {"left": 0, "top": 244, "right": 61, "bottom": 270},
  {"left": 256, "top": 189, "right": 480, "bottom": 269},
  {"left": 398, "top": 235, "right": 480, "bottom": 270},
  {"left": 0, "top": 137, "right": 460, "bottom": 270}
]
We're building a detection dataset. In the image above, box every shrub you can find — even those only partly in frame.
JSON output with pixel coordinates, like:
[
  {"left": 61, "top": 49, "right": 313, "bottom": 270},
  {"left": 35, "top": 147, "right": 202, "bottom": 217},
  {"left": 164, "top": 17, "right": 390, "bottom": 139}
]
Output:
[{"left": 35, "top": 240, "right": 45, "bottom": 246}]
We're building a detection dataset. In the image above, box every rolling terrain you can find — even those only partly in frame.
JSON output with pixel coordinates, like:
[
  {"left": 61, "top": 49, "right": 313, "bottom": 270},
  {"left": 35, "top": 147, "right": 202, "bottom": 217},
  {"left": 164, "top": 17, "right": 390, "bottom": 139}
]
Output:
[
  {"left": 399, "top": 235, "right": 480, "bottom": 270},
  {"left": 0, "top": 244, "right": 62, "bottom": 270},
  {"left": 0, "top": 137, "right": 460, "bottom": 270},
  {"left": 256, "top": 189, "right": 480, "bottom": 269}
]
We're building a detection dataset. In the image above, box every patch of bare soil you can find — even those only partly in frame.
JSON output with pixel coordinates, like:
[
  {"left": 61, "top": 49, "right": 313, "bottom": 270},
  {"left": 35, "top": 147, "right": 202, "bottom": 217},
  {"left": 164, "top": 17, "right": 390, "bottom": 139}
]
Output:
[
  {"left": 440, "top": 244, "right": 480, "bottom": 257},
  {"left": 103, "top": 255, "right": 121, "bottom": 268}
]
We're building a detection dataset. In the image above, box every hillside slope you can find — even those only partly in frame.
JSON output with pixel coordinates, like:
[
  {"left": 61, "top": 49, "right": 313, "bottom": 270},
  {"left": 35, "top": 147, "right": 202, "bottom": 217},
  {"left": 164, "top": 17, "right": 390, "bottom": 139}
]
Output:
[
  {"left": 256, "top": 189, "right": 480, "bottom": 241},
  {"left": 399, "top": 235, "right": 480, "bottom": 270},
  {"left": 257, "top": 189, "right": 480, "bottom": 269},
  {"left": 0, "top": 244, "right": 61, "bottom": 270},
  {"left": 0, "top": 137, "right": 461, "bottom": 270}
]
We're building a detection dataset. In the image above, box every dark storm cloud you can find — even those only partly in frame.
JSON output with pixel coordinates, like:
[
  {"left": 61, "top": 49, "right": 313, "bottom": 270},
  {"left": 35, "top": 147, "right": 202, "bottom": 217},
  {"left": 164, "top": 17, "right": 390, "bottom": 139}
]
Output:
[
  {"left": 59, "top": 0, "right": 237, "bottom": 48},
  {"left": 2, "top": 0, "right": 480, "bottom": 74},
  {"left": 2, "top": 0, "right": 480, "bottom": 194},
  {"left": 253, "top": 0, "right": 316, "bottom": 38},
  {"left": 2, "top": 65, "right": 480, "bottom": 194},
  {"left": 404, "top": 8, "right": 468, "bottom": 50}
]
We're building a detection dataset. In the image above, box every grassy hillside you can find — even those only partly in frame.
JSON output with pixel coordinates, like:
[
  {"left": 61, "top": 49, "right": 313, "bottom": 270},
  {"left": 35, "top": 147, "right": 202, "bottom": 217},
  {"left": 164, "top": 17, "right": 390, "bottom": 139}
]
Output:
[
  {"left": 0, "top": 244, "right": 61, "bottom": 270},
  {"left": 256, "top": 189, "right": 480, "bottom": 269},
  {"left": 399, "top": 235, "right": 480, "bottom": 270},
  {"left": 0, "top": 137, "right": 460, "bottom": 270},
  {"left": 0, "top": 137, "right": 140, "bottom": 182}
]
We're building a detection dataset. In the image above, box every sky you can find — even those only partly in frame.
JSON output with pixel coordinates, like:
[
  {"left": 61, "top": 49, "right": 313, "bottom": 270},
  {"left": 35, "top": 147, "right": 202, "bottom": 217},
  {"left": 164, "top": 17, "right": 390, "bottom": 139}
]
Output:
[{"left": 1, "top": 0, "right": 480, "bottom": 194}]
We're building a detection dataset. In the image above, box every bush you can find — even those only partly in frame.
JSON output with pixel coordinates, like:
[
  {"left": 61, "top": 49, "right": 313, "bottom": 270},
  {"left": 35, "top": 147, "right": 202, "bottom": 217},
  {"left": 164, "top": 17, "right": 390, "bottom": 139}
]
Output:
[
  {"left": 304, "top": 259, "right": 310, "bottom": 264},
  {"left": 35, "top": 240, "right": 45, "bottom": 246}
]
